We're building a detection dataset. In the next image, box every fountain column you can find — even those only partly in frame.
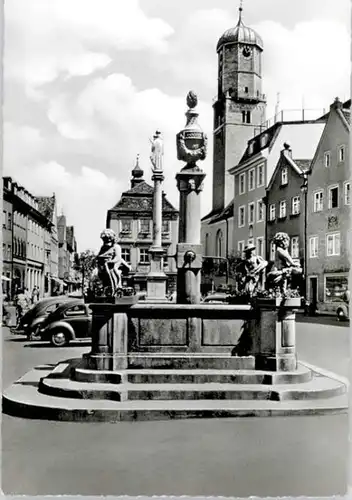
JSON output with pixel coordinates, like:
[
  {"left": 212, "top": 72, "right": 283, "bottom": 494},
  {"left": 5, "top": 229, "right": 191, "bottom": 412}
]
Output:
[
  {"left": 146, "top": 130, "right": 168, "bottom": 302},
  {"left": 175, "top": 91, "right": 207, "bottom": 305}
]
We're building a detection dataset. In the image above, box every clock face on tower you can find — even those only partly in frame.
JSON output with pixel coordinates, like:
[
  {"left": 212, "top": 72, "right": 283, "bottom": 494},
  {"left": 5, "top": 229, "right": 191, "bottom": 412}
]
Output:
[{"left": 242, "top": 46, "right": 252, "bottom": 58}]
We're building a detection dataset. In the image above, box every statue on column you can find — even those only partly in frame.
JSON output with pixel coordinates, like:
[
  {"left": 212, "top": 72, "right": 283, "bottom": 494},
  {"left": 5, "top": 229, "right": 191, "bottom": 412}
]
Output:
[
  {"left": 266, "top": 232, "right": 302, "bottom": 295},
  {"left": 150, "top": 130, "right": 163, "bottom": 172},
  {"left": 95, "top": 229, "right": 131, "bottom": 297}
]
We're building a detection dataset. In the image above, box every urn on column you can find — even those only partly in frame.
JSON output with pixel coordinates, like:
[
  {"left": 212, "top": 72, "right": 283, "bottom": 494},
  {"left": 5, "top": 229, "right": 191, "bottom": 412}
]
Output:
[{"left": 176, "top": 91, "right": 208, "bottom": 169}]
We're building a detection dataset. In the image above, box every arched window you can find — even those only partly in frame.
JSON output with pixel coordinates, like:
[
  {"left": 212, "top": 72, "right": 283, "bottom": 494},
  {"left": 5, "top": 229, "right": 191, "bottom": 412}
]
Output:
[
  {"left": 204, "top": 233, "right": 209, "bottom": 257},
  {"left": 216, "top": 229, "right": 223, "bottom": 257}
]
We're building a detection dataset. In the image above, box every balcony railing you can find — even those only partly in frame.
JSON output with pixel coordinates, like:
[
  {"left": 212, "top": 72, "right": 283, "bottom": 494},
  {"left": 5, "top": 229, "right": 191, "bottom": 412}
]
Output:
[{"left": 253, "top": 108, "right": 326, "bottom": 136}]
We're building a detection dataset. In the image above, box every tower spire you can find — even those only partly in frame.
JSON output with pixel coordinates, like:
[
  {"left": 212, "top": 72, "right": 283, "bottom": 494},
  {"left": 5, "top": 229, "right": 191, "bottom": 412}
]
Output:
[{"left": 238, "top": 0, "right": 243, "bottom": 24}]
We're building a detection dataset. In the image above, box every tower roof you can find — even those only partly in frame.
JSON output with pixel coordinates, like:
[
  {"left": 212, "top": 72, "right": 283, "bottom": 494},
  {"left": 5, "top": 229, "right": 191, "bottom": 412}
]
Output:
[
  {"left": 217, "top": 6, "right": 263, "bottom": 52},
  {"left": 131, "top": 154, "right": 144, "bottom": 179}
]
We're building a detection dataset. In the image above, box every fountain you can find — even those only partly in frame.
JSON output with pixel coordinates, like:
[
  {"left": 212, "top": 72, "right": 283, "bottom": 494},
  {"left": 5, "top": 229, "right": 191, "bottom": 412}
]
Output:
[{"left": 3, "top": 92, "right": 347, "bottom": 422}]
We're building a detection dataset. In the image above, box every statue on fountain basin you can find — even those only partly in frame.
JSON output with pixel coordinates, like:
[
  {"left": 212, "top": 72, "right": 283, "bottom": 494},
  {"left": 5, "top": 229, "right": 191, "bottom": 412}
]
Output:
[
  {"left": 94, "top": 229, "right": 132, "bottom": 298},
  {"left": 266, "top": 232, "right": 302, "bottom": 296},
  {"left": 236, "top": 244, "right": 268, "bottom": 296}
]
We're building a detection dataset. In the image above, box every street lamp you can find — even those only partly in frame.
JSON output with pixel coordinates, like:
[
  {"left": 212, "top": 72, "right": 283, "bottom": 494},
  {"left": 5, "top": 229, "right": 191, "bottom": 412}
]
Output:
[{"left": 300, "top": 174, "right": 308, "bottom": 301}]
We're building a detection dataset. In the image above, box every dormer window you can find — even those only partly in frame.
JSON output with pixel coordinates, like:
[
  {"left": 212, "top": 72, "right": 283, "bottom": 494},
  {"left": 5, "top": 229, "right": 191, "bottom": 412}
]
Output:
[
  {"left": 281, "top": 167, "right": 288, "bottom": 185},
  {"left": 260, "top": 134, "right": 268, "bottom": 148},
  {"left": 248, "top": 142, "right": 254, "bottom": 155},
  {"left": 245, "top": 86, "right": 249, "bottom": 93}
]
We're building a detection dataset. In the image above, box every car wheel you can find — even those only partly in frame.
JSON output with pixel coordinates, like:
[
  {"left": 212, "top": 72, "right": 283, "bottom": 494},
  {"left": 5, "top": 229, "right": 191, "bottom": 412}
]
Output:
[
  {"left": 50, "top": 330, "right": 69, "bottom": 347},
  {"left": 336, "top": 309, "right": 345, "bottom": 321}
]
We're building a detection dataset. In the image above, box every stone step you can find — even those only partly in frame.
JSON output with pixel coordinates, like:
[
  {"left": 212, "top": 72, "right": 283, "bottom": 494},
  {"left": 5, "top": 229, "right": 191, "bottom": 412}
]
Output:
[
  {"left": 38, "top": 374, "right": 346, "bottom": 402},
  {"left": 3, "top": 373, "right": 348, "bottom": 422},
  {"left": 125, "top": 354, "right": 256, "bottom": 370},
  {"left": 73, "top": 364, "right": 312, "bottom": 385}
]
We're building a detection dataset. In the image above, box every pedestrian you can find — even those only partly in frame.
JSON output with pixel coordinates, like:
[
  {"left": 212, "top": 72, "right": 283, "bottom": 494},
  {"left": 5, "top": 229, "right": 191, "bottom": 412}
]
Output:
[
  {"left": 14, "top": 289, "right": 30, "bottom": 328},
  {"left": 31, "top": 286, "right": 40, "bottom": 304}
]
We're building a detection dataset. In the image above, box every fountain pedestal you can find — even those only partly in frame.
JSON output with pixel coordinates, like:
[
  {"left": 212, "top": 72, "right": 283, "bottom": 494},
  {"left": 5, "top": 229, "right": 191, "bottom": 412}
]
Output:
[{"left": 253, "top": 298, "right": 300, "bottom": 372}]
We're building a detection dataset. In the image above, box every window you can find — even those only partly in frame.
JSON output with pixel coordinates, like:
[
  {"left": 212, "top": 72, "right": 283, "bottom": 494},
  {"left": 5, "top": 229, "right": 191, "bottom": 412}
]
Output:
[
  {"left": 344, "top": 182, "right": 350, "bottom": 205},
  {"left": 162, "top": 220, "right": 170, "bottom": 233},
  {"left": 279, "top": 200, "right": 287, "bottom": 218},
  {"left": 248, "top": 142, "right": 254, "bottom": 155},
  {"left": 2, "top": 243, "right": 5, "bottom": 256},
  {"left": 309, "top": 236, "right": 318, "bottom": 258},
  {"left": 260, "top": 134, "right": 268, "bottom": 148},
  {"left": 257, "top": 163, "right": 264, "bottom": 187},
  {"left": 242, "top": 111, "right": 246, "bottom": 123},
  {"left": 139, "top": 219, "right": 150, "bottom": 233},
  {"left": 324, "top": 151, "right": 330, "bottom": 168},
  {"left": 248, "top": 202, "right": 255, "bottom": 224},
  {"left": 238, "top": 240, "right": 245, "bottom": 256},
  {"left": 326, "top": 232, "right": 340, "bottom": 256},
  {"left": 338, "top": 145, "right": 345, "bottom": 163},
  {"left": 46, "top": 303, "right": 61, "bottom": 314},
  {"left": 281, "top": 167, "right": 288, "bottom": 185},
  {"left": 257, "top": 200, "right": 264, "bottom": 222},
  {"left": 139, "top": 248, "right": 150, "bottom": 263},
  {"left": 121, "top": 219, "right": 132, "bottom": 233},
  {"left": 238, "top": 206, "right": 245, "bottom": 227},
  {"left": 3, "top": 210, "right": 6, "bottom": 229},
  {"left": 239, "top": 173, "right": 246, "bottom": 194},
  {"left": 121, "top": 248, "right": 131, "bottom": 263},
  {"left": 291, "top": 196, "right": 300, "bottom": 215},
  {"left": 216, "top": 230, "right": 223, "bottom": 257},
  {"left": 245, "top": 86, "right": 249, "bottom": 93},
  {"left": 256, "top": 237, "right": 264, "bottom": 258},
  {"left": 270, "top": 241, "right": 276, "bottom": 261},
  {"left": 248, "top": 169, "right": 255, "bottom": 191},
  {"left": 328, "top": 185, "right": 339, "bottom": 209},
  {"left": 291, "top": 237, "right": 299, "bottom": 259},
  {"left": 204, "top": 233, "right": 209, "bottom": 256},
  {"left": 313, "top": 191, "right": 323, "bottom": 212},
  {"left": 246, "top": 111, "right": 251, "bottom": 124},
  {"left": 65, "top": 304, "right": 87, "bottom": 316},
  {"left": 269, "top": 204, "right": 276, "bottom": 221},
  {"left": 325, "top": 275, "right": 348, "bottom": 302}
]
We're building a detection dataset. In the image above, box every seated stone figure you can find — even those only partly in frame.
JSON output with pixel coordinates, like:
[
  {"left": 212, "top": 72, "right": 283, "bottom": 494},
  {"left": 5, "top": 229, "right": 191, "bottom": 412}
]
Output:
[
  {"left": 237, "top": 244, "right": 268, "bottom": 296},
  {"left": 266, "top": 232, "right": 302, "bottom": 295},
  {"left": 96, "top": 229, "right": 131, "bottom": 297}
]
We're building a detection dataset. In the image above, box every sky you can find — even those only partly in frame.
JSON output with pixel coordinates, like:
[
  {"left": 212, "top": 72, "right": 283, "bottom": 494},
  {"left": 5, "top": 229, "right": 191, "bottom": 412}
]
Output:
[{"left": 3, "top": 0, "right": 351, "bottom": 252}]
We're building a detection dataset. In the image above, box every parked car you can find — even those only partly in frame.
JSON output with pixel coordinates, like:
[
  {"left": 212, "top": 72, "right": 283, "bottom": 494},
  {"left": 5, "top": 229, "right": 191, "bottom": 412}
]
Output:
[
  {"left": 39, "top": 300, "right": 92, "bottom": 347},
  {"left": 203, "top": 293, "right": 230, "bottom": 304},
  {"left": 336, "top": 302, "right": 349, "bottom": 321},
  {"left": 17, "top": 296, "right": 80, "bottom": 339}
]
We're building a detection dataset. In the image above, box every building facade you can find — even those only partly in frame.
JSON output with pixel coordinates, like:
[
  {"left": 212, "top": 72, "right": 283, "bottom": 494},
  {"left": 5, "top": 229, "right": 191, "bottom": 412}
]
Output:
[
  {"left": 37, "top": 195, "right": 60, "bottom": 295},
  {"left": 306, "top": 97, "right": 350, "bottom": 312},
  {"left": 229, "top": 121, "right": 325, "bottom": 259},
  {"left": 2, "top": 177, "right": 53, "bottom": 297},
  {"left": 265, "top": 145, "right": 311, "bottom": 292},
  {"left": 201, "top": 7, "right": 266, "bottom": 262},
  {"left": 107, "top": 158, "right": 179, "bottom": 293},
  {"left": 2, "top": 178, "right": 13, "bottom": 298}
]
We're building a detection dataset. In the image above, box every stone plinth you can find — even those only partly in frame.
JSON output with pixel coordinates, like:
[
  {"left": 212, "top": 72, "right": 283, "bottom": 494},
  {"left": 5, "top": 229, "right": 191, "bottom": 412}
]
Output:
[
  {"left": 86, "top": 297, "right": 137, "bottom": 371},
  {"left": 253, "top": 298, "right": 301, "bottom": 372},
  {"left": 146, "top": 247, "right": 167, "bottom": 302}
]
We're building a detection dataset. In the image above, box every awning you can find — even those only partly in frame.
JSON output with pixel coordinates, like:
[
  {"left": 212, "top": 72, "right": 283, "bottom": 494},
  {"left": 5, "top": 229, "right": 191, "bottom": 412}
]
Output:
[
  {"left": 1, "top": 276, "right": 11, "bottom": 282},
  {"left": 51, "top": 276, "right": 64, "bottom": 285}
]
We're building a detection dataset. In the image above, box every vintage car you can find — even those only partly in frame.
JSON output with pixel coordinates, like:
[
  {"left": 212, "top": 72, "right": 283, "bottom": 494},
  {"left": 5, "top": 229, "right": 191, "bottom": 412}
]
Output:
[
  {"left": 39, "top": 300, "right": 92, "bottom": 347},
  {"left": 17, "top": 296, "right": 79, "bottom": 339},
  {"left": 202, "top": 293, "right": 231, "bottom": 304}
]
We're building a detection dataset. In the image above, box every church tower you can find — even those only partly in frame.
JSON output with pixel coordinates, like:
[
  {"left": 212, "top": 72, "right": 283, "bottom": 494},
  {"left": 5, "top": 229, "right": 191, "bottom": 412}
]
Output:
[{"left": 212, "top": 5, "right": 266, "bottom": 212}]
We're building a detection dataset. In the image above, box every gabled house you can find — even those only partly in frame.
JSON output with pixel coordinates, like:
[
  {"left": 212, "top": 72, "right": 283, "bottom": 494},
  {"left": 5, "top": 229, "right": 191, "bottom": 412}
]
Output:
[
  {"left": 228, "top": 120, "right": 325, "bottom": 259},
  {"left": 106, "top": 157, "right": 179, "bottom": 293},
  {"left": 306, "top": 97, "right": 350, "bottom": 313},
  {"left": 265, "top": 143, "right": 311, "bottom": 292}
]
